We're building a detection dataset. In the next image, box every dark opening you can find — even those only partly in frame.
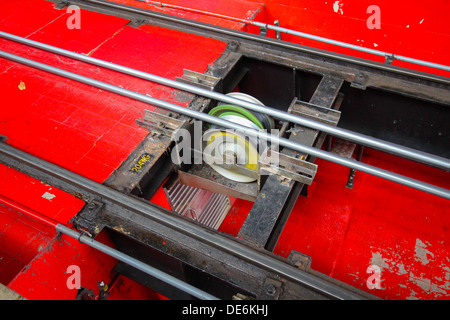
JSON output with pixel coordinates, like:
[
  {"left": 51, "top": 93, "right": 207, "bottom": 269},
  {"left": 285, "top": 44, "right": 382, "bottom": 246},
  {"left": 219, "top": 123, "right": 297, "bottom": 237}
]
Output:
[
  {"left": 338, "top": 83, "right": 450, "bottom": 158},
  {"left": 222, "top": 56, "right": 323, "bottom": 111}
]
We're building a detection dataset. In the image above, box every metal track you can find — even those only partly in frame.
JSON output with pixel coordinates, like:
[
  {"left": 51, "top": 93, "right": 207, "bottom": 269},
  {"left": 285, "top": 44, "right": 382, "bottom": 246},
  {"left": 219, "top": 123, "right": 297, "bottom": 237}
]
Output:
[
  {"left": 0, "top": 194, "right": 217, "bottom": 300},
  {"left": 0, "top": 142, "right": 374, "bottom": 300},
  {"left": 135, "top": 0, "right": 449, "bottom": 71},
  {"left": 1, "top": 31, "right": 448, "bottom": 170},
  {"left": 55, "top": 224, "right": 219, "bottom": 299},
  {"left": 58, "top": 0, "right": 450, "bottom": 85},
  {"left": 0, "top": 50, "right": 448, "bottom": 199}
]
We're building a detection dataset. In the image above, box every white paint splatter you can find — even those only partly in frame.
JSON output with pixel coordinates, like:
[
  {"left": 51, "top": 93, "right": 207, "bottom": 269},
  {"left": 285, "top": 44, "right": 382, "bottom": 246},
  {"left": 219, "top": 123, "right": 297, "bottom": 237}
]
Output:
[
  {"left": 333, "top": 1, "right": 343, "bottom": 14},
  {"left": 419, "top": 19, "right": 424, "bottom": 24},
  {"left": 406, "top": 290, "right": 419, "bottom": 300},
  {"left": 373, "top": 43, "right": 378, "bottom": 47},
  {"left": 409, "top": 272, "right": 431, "bottom": 291},
  {"left": 42, "top": 192, "right": 56, "bottom": 200},
  {"left": 409, "top": 272, "right": 448, "bottom": 296},
  {"left": 333, "top": 1, "right": 339, "bottom": 12},
  {"left": 431, "top": 283, "right": 448, "bottom": 295},
  {"left": 396, "top": 263, "right": 408, "bottom": 275},
  {"left": 406, "top": 24, "right": 410, "bottom": 28},
  {"left": 371, "top": 252, "right": 390, "bottom": 270},
  {"left": 369, "top": 244, "right": 450, "bottom": 298},
  {"left": 414, "top": 239, "right": 434, "bottom": 265}
]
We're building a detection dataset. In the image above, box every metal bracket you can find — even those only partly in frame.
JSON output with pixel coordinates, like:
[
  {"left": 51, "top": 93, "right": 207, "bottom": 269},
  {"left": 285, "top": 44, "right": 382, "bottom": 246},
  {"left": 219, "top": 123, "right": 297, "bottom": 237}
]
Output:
[
  {"left": 128, "top": 18, "right": 146, "bottom": 28},
  {"left": 287, "top": 250, "right": 312, "bottom": 272},
  {"left": 290, "top": 100, "right": 341, "bottom": 127},
  {"left": 384, "top": 53, "right": 395, "bottom": 65},
  {"left": 259, "top": 278, "right": 282, "bottom": 300},
  {"left": 53, "top": 1, "right": 69, "bottom": 10},
  {"left": 176, "top": 69, "right": 223, "bottom": 91},
  {"left": 73, "top": 199, "right": 105, "bottom": 237},
  {"left": 226, "top": 41, "right": 240, "bottom": 52},
  {"left": 136, "top": 109, "right": 187, "bottom": 139},
  {"left": 274, "top": 20, "right": 281, "bottom": 40},
  {"left": 259, "top": 148, "right": 318, "bottom": 185},
  {"left": 259, "top": 26, "right": 267, "bottom": 36},
  {"left": 350, "top": 72, "right": 368, "bottom": 90},
  {"left": 83, "top": 199, "right": 105, "bottom": 222}
]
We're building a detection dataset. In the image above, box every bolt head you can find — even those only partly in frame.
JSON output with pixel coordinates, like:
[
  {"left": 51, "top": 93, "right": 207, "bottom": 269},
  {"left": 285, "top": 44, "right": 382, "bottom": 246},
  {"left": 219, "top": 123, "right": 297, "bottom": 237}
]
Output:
[{"left": 265, "top": 283, "right": 276, "bottom": 295}]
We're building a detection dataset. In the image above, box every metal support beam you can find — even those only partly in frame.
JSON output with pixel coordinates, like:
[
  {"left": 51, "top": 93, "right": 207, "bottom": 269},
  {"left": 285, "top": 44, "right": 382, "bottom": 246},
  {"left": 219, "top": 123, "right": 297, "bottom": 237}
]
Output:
[
  {"left": 238, "top": 175, "right": 293, "bottom": 247},
  {"left": 238, "top": 76, "right": 344, "bottom": 248}
]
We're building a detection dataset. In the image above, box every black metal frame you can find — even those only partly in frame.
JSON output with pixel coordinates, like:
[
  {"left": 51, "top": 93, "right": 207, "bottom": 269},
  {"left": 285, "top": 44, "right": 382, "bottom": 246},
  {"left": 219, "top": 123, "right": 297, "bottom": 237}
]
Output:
[
  {"left": 0, "top": 143, "right": 376, "bottom": 299},
  {"left": 3, "top": 0, "right": 448, "bottom": 300}
]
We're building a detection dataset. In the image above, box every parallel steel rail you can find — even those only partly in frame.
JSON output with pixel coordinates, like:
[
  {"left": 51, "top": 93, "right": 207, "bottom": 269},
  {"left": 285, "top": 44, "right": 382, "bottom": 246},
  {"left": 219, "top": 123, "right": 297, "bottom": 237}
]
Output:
[
  {"left": 60, "top": 0, "right": 450, "bottom": 84},
  {"left": 0, "top": 50, "right": 449, "bottom": 199},
  {"left": 136, "top": 0, "right": 450, "bottom": 72},
  {"left": 0, "top": 142, "right": 371, "bottom": 300},
  {"left": 0, "top": 194, "right": 218, "bottom": 299},
  {"left": 0, "top": 31, "right": 449, "bottom": 171}
]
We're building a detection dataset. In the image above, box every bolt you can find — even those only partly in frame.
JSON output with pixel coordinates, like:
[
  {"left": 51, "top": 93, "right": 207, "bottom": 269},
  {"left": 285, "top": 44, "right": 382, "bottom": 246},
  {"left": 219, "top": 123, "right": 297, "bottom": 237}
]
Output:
[
  {"left": 265, "top": 284, "right": 277, "bottom": 296},
  {"left": 88, "top": 202, "right": 96, "bottom": 211},
  {"left": 227, "top": 41, "right": 239, "bottom": 52},
  {"left": 295, "top": 260, "right": 304, "bottom": 269}
]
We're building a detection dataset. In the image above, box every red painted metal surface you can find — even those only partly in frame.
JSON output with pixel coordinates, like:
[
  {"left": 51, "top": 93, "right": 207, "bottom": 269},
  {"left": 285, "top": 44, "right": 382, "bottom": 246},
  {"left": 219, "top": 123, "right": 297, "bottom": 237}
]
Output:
[
  {"left": 272, "top": 148, "right": 450, "bottom": 300},
  {"left": 0, "top": 0, "right": 448, "bottom": 300},
  {"left": 243, "top": 0, "right": 450, "bottom": 77}
]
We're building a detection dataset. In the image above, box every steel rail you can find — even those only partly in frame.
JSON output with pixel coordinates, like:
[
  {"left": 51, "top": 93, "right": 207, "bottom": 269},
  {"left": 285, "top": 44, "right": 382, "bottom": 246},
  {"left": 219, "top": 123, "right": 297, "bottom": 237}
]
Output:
[
  {"left": 1, "top": 50, "right": 449, "bottom": 199},
  {"left": 135, "top": 0, "right": 450, "bottom": 71},
  {"left": 55, "top": 224, "right": 219, "bottom": 300},
  {"left": 0, "top": 195, "right": 59, "bottom": 228},
  {"left": 0, "top": 143, "right": 370, "bottom": 300},
  {"left": 250, "top": 22, "right": 450, "bottom": 71},
  {"left": 68, "top": 0, "right": 450, "bottom": 85},
  {"left": 1, "top": 31, "right": 449, "bottom": 171},
  {"left": 0, "top": 195, "right": 217, "bottom": 299}
]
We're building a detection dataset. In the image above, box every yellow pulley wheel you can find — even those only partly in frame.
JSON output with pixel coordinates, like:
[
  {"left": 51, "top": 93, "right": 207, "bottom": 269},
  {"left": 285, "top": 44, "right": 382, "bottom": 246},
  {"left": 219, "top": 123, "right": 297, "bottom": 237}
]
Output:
[{"left": 203, "top": 130, "right": 259, "bottom": 183}]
